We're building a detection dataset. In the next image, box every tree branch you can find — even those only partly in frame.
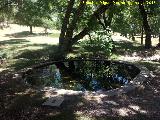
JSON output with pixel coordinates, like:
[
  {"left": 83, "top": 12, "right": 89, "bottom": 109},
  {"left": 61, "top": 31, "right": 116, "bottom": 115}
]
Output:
[
  {"left": 97, "top": 14, "right": 106, "bottom": 30},
  {"left": 59, "top": 0, "right": 75, "bottom": 44},
  {"left": 72, "top": 1, "right": 115, "bottom": 44},
  {"left": 65, "top": 0, "right": 87, "bottom": 39}
]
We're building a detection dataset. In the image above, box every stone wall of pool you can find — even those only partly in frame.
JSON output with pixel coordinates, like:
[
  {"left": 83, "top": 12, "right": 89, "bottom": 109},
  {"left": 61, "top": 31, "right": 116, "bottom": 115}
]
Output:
[{"left": 19, "top": 60, "right": 152, "bottom": 97}]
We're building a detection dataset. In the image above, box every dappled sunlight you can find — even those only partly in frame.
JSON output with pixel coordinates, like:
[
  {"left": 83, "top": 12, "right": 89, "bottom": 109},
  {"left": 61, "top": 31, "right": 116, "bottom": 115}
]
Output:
[
  {"left": 15, "top": 88, "right": 37, "bottom": 96},
  {"left": 114, "top": 40, "right": 160, "bottom": 63},
  {"left": 112, "top": 33, "right": 130, "bottom": 42},
  {"left": 88, "top": 109, "right": 111, "bottom": 116},
  {"left": 47, "top": 111, "right": 61, "bottom": 117},
  {"left": 83, "top": 94, "right": 105, "bottom": 104},
  {"left": 129, "top": 105, "right": 147, "bottom": 114},
  {"left": 43, "top": 88, "right": 82, "bottom": 98},
  {"left": 25, "top": 36, "right": 59, "bottom": 45},
  {"left": 112, "top": 105, "right": 147, "bottom": 117},
  {"left": 0, "top": 25, "right": 59, "bottom": 71},
  {"left": 119, "top": 54, "right": 160, "bottom": 62},
  {"left": 105, "top": 100, "right": 119, "bottom": 106},
  {"left": 116, "top": 107, "right": 136, "bottom": 116}
]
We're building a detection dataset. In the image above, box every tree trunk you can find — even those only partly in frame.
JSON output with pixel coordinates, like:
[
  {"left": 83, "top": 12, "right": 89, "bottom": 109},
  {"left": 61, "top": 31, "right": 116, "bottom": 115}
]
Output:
[
  {"left": 138, "top": 0, "right": 152, "bottom": 49},
  {"left": 58, "top": 0, "right": 76, "bottom": 58},
  {"left": 96, "top": 6, "right": 114, "bottom": 31},
  {"left": 103, "top": 7, "right": 114, "bottom": 28},
  {"left": 44, "top": 27, "right": 48, "bottom": 34},
  {"left": 141, "top": 26, "right": 144, "bottom": 45},
  {"left": 30, "top": 26, "right": 32, "bottom": 34},
  {"left": 159, "top": 33, "right": 160, "bottom": 44},
  {"left": 132, "top": 34, "right": 135, "bottom": 41},
  {"left": 97, "top": 15, "right": 106, "bottom": 30}
]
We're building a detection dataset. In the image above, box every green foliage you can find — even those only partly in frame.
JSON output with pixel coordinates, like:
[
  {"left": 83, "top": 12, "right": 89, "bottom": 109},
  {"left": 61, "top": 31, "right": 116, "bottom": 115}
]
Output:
[
  {"left": 14, "top": 0, "right": 53, "bottom": 29},
  {"left": 15, "top": 1, "right": 37, "bottom": 26},
  {"left": 41, "top": 18, "right": 55, "bottom": 30},
  {"left": 111, "top": 4, "right": 142, "bottom": 37},
  {"left": 78, "top": 31, "right": 114, "bottom": 58}
]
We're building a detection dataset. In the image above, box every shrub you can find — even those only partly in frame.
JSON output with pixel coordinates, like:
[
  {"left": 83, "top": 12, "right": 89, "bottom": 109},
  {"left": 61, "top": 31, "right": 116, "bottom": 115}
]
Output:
[{"left": 78, "top": 31, "right": 114, "bottom": 59}]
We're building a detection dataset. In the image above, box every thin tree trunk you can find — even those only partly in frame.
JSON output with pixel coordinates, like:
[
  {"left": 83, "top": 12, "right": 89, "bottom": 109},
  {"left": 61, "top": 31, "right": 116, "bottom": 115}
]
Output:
[
  {"left": 132, "top": 34, "right": 135, "bottom": 41},
  {"left": 159, "top": 33, "right": 160, "bottom": 44},
  {"left": 103, "top": 7, "right": 114, "bottom": 28},
  {"left": 96, "top": 7, "right": 114, "bottom": 31},
  {"left": 97, "top": 15, "right": 106, "bottom": 30},
  {"left": 138, "top": 0, "right": 152, "bottom": 49},
  {"left": 59, "top": 0, "right": 75, "bottom": 48},
  {"left": 141, "top": 26, "right": 144, "bottom": 45},
  {"left": 44, "top": 27, "right": 48, "bottom": 34},
  {"left": 30, "top": 26, "right": 32, "bottom": 34}
]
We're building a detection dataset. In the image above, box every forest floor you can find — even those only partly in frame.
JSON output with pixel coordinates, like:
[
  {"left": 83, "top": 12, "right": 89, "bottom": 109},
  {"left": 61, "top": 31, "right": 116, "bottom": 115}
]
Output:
[{"left": 0, "top": 24, "right": 160, "bottom": 120}]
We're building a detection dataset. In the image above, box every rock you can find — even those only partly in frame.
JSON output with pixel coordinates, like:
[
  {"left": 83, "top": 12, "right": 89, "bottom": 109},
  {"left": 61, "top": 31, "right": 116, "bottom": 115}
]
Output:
[{"left": 42, "top": 96, "right": 64, "bottom": 107}]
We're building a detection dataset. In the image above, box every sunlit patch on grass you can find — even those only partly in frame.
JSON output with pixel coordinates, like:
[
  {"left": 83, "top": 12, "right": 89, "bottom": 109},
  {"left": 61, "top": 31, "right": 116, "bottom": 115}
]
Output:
[
  {"left": 49, "top": 33, "right": 60, "bottom": 38},
  {"left": 129, "top": 105, "right": 147, "bottom": 114}
]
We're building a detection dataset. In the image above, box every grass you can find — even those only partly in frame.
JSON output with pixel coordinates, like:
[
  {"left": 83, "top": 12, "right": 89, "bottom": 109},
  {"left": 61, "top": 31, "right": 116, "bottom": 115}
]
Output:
[
  {"left": 0, "top": 37, "right": 58, "bottom": 71},
  {"left": 49, "top": 33, "right": 60, "bottom": 38}
]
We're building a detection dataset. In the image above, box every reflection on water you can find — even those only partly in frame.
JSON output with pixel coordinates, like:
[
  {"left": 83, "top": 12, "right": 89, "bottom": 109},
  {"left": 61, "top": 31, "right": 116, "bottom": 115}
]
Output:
[{"left": 25, "top": 60, "right": 140, "bottom": 91}]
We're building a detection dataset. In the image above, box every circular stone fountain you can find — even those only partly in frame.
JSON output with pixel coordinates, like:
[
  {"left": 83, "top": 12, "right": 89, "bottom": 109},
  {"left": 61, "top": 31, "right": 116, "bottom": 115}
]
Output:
[{"left": 21, "top": 59, "right": 151, "bottom": 97}]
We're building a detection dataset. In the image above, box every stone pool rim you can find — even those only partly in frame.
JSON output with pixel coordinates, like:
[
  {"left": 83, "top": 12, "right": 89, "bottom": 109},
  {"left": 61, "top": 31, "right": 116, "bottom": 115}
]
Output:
[{"left": 20, "top": 59, "right": 151, "bottom": 97}]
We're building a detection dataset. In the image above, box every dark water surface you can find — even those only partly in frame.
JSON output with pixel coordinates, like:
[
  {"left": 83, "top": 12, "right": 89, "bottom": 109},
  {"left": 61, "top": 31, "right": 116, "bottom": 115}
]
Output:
[{"left": 24, "top": 60, "right": 140, "bottom": 91}]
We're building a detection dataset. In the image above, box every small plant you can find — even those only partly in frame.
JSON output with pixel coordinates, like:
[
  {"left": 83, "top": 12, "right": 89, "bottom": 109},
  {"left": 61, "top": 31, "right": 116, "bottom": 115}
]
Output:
[{"left": 78, "top": 30, "right": 114, "bottom": 58}]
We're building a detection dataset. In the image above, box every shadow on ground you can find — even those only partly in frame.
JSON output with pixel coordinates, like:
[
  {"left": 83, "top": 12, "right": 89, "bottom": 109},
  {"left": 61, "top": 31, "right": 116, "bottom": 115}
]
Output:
[
  {"left": 114, "top": 41, "right": 143, "bottom": 55},
  {"left": 0, "top": 39, "right": 30, "bottom": 45},
  {"left": 114, "top": 41, "right": 159, "bottom": 57},
  {"left": 5, "top": 31, "right": 59, "bottom": 38},
  {"left": 9, "top": 45, "right": 58, "bottom": 70}
]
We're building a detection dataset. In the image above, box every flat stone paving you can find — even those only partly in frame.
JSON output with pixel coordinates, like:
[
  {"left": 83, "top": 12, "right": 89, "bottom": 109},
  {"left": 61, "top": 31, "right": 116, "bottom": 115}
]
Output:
[{"left": 42, "top": 96, "right": 64, "bottom": 107}]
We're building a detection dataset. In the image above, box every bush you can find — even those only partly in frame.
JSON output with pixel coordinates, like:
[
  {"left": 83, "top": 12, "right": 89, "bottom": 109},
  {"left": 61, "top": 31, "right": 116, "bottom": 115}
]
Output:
[{"left": 78, "top": 31, "right": 114, "bottom": 59}]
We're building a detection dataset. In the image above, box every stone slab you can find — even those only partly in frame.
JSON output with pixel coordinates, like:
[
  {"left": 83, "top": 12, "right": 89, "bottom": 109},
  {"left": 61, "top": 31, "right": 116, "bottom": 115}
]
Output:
[{"left": 42, "top": 96, "right": 64, "bottom": 107}]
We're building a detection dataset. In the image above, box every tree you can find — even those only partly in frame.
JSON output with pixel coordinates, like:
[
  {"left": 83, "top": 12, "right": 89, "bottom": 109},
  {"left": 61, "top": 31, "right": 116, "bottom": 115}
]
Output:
[
  {"left": 110, "top": 2, "right": 142, "bottom": 40},
  {"left": 58, "top": 0, "right": 117, "bottom": 59},
  {"left": 41, "top": 18, "right": 55, "bottom": 34},
  {"left": 148, "top": 0, "right": 160, "bottom": 45},
  {"left": 138, "top": 0, "right": 152, "bottom": 49},
  {"left": 0, "top": 0, "right": 13, "bottom": 11},
  {"left": 15, "top": 0, "right": 53, "bottom": 33},
  {"left": 0, "top": 0, "right": 16, "bottom": 28}
]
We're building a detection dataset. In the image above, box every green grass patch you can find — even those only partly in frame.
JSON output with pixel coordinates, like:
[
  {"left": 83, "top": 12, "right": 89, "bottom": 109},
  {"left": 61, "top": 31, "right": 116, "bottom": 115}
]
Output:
[{"left": 49, "top": 33, "right": 60, "bottom": 38}]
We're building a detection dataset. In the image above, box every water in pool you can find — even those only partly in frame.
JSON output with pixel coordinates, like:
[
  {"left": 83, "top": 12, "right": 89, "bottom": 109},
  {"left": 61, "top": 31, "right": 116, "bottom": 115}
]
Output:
[{"left": 25, "top": 60, "right": 140, "bottom": 91}]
